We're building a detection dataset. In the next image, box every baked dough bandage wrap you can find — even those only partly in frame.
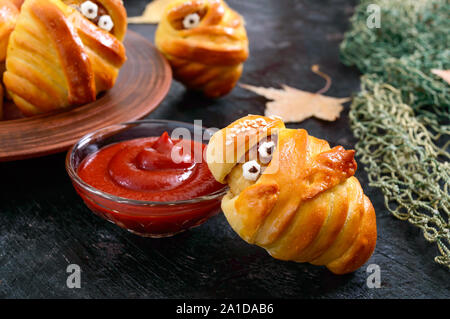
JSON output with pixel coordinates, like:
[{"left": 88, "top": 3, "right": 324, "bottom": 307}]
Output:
[
  {"left": 62, "top": 0, "right": 127, "bottom": 41},
  {"left": 206, "top": 115, "right": 377, "bottom": 274},
  {"left": 3, "top": 0, "right": 126, "bottom": 116},
  {"left": 155, "top": 0, "right": 249, "bottom": 98},
  {"left": 0, "top": 0, "right": 20, "bottom": 63}
]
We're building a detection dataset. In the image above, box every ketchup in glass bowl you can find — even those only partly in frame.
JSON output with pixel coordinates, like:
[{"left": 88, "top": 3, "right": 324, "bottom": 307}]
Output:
[{"left": 66, "top": 120, "right": 227, "bottom": 238}]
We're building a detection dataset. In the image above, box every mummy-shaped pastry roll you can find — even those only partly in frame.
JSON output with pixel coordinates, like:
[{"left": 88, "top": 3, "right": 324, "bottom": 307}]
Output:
[
  {"left": 3, "top": 0, "right": 127, "bottom": 116},
  {"left": 155, "top": 0, "right": 249, "bottom": 98},
  {"left": 206, "top": 115, "right": 377, "bottom": 274}
]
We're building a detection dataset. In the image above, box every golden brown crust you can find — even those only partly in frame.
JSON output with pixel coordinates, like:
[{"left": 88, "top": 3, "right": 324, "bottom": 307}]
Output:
[
  {"left": 155, "top": 0, "right": 249, "bottom": 98},
  {"left": 32, "top": 2, "right": 96, "bottom": 105},
  {"left": 9, "top": 0, "right": 23, "bottom": 8},
  {"left": 75, "top": 16, "right": 126, "bottom": 67},
  {"left": 0, "top": 0, "right": 19, "bottom": 62},
  {"left": 206, "top": 115, "right": 285, "bottom": 183},
  {"left": 3, "top": 0, "right": 126, "bottom": 116},
  {"left": 325, "top": 195, "right": 377, "bottom": 274},
  {"left": 63, "top": 0, "right": 127, "bottom": 41},
  {"left": 73, "top": 14, "right": 127, "bottom": 92},
  {"left": 0, "top": 82, "right": 3, "bottom": 119},
  {"left": 207, "top": 115, "right": 377, "bottom": 274},
  {"left": 233, "top": 183, "right": 280, "bottom": 243}
]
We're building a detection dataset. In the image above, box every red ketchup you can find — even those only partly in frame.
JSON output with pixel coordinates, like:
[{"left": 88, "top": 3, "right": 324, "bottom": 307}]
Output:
[{"left": 76, "top": 133, "right": 225, "bottom": 237}]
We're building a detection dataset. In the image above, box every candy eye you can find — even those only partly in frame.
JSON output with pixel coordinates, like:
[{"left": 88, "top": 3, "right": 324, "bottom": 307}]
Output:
[
  {"left": 242, "top": 160, "right": 261, "bottom": 181},
  {"left": 98, "top": 15, "right": 114, "bottom": 31},
  {"left": 182, "top": 13, "right": 201, "bottom": 29},
  {"left": 80, "top": 1, "right": 98, "bottom": 19},
  {"left": 258, "top": 141, "right": 275, "bottom": 164}
]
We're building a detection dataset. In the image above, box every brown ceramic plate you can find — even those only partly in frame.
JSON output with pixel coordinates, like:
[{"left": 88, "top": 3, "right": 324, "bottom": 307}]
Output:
[{"left": 0, "top": 30, "right": 172, "bottom": 162}]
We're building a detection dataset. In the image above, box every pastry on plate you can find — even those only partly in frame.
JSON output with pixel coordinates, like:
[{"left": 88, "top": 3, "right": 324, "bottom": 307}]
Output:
[
  {"left": 206, "top": 115, "right": 377, "bottom": 274},
  {"left": 0, "top": 0, "right": 20, "bottom": 63},
  {"left": 0, "top": 0, "right": 21, "bottom": 119},
  {"left": 155, "top": 0, "right": 249, "bottom": 98},
  {"left": 3, "top": 0, "right": 127, "bottom": 116}
]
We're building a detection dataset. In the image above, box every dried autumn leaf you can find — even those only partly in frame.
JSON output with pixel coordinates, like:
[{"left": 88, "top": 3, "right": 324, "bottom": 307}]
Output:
[
  {"left": 128, "top": 0, "right": 174, "bottom": 24},
  {"left": 240, "top": 66, "right": 350, "bottom": 123},
  {"left": 240, "top": 84, "right": 350, "bottom": 123},
  {"left": 431, "top": 69, "right": 450, "bottom": 85}
]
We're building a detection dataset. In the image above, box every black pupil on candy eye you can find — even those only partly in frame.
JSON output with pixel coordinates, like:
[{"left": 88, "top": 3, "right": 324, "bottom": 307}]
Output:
[
  {"left": 190, "top": 18, "right": 195, "bottom": 24},
  {"left": 267, "top": 147, "right": 272, "bottom": 155},
  {"left": 249, "top": 166, "right": 258, "bottom": 173}
]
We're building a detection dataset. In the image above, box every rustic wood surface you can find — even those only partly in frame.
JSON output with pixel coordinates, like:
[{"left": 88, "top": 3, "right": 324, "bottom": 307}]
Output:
[
  {"left": 0, "top": 0, "right": 449, "bottom": 298},
  {"left": 0, "top": 31, "right": 172, "bottom": 161}
]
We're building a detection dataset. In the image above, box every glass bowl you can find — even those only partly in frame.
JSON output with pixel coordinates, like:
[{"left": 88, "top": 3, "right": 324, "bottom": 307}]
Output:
[{"left": 66, "top": 120, "right": 228, "bottom": 238}]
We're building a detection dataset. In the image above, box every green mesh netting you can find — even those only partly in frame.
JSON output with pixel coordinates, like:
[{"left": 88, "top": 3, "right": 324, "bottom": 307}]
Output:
[{"left": 340, "top": 0, "right": 450, "bottom": 268}]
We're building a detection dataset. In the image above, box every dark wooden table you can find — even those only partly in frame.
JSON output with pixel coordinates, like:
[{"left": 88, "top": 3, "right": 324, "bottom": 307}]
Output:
[{"left": 1, "top": 0, "right": 448, "bottom": 299}]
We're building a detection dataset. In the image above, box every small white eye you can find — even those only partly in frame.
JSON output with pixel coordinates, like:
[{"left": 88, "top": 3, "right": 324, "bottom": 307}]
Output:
[
  {"left": 183, "top": 13, "right": 201, "bottom": 29},
  {"left": 258, "top": 141, "right": 275, "bottom": 164},
  {"left": 80, "top": 1, "right": 98, "bottom": 19},
  {"left": 98, "top": 15, "right": 114, "bottom": 32},
  {"left": 242, "top": 160, "right": 261, "bottom": 181}
]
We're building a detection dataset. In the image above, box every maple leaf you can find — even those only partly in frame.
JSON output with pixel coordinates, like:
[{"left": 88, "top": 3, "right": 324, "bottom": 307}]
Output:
[
  {"left": 431, "top": 69, "right": 450, "bottom": 85},
  {"left": 240, "top": 65, "right": 350, "bottom": 123},
  {"left": 128, "top": 0, "right": 174, "bottom": 24},
  {"left": 239, "top": 82, "right": 350, "bottom": 123}
]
